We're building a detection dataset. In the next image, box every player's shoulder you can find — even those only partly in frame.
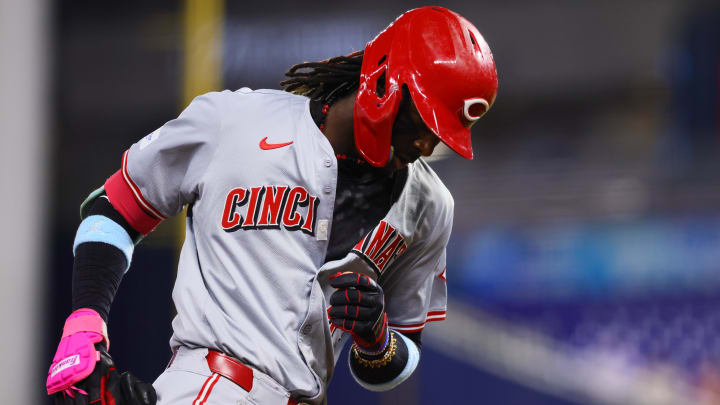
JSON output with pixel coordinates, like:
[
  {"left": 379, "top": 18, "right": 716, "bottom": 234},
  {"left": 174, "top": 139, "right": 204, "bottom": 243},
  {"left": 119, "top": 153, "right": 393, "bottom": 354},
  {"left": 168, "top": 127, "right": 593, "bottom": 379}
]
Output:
[
  {"left": 408, "top": 158, "right": 454, "bottom": 217},
  {"left": 211, "top": 88, "right": 309, "bottom": 124},
  {"left": 189, "top": 88, "right": 305, "bottom": 105},
  {"left": 391, "top": 158, "right": 454, "bottom": 245},
  {"left": 226, "top": 87, "right": 308, "bottom": 108},
  {"left": 181, "top": 90, "right": 234, "bottom": 117}
]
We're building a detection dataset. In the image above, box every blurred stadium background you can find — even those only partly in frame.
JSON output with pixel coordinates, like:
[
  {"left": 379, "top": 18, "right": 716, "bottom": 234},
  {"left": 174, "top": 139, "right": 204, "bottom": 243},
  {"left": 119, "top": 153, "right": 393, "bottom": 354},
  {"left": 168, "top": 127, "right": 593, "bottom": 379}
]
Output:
[{"left": 1, "top": 0, "right": 719, "bottom": 403}]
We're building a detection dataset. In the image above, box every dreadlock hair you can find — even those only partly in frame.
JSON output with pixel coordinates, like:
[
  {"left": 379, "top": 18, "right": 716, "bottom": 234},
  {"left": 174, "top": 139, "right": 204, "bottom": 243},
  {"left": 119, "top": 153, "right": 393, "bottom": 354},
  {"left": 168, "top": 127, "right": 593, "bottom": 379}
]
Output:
[{"left": 280, "top": 50, "right": 364, "bottom": 105}]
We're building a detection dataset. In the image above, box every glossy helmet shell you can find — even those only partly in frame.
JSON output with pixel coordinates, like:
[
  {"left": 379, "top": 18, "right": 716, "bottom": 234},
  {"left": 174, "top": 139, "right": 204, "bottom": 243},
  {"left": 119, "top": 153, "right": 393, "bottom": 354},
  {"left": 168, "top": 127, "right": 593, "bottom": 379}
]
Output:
[{"left": 354, "top": 6, "right": 498, "bottom": 167}]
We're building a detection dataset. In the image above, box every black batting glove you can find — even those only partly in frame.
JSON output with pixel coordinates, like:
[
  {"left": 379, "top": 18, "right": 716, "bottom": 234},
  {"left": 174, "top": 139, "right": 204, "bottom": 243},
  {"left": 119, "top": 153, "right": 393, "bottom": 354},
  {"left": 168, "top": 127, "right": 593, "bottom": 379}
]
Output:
[
  {"left": 329, "top": 272, "right": 389, "bottom": 353},
  {"left": 53, "top": 344, "right": 156, "bottom": 405}
]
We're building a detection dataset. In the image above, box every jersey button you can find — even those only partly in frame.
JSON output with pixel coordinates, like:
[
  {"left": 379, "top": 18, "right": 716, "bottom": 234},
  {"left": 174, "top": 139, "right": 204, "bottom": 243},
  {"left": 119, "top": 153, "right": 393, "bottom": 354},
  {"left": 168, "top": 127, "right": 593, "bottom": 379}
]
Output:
[
  {"left": 324, "top": 159, "right": 332, "bottom": 167},
  {"left": 323, "top": 185, "right": 332, "bottom": 194},
  {"left": 301, "top": 324, "right": 313, "bottom": 334}
]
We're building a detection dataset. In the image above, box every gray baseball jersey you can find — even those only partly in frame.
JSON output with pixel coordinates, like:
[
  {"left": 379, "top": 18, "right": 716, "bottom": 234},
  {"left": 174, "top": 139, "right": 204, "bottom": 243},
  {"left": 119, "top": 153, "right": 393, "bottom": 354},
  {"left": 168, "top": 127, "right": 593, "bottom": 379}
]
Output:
[{"left": 107, "top": 89, "right": 451, "bottom": 403}]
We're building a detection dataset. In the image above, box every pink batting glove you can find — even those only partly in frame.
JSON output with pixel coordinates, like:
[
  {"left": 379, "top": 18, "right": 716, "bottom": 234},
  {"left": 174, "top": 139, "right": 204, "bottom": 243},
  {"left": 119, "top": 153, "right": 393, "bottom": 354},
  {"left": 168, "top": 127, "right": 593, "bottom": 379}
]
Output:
[{"left": 46, "top": 308, "right": 109, "bottom": 396}]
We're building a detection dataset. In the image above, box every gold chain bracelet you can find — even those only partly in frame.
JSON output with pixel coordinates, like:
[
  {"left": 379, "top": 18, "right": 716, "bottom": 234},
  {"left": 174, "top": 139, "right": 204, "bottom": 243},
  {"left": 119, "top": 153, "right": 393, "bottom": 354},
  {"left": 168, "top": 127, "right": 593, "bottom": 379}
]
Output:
[{"left": 352, "top": 332, "right": 397, "bottom": 368}]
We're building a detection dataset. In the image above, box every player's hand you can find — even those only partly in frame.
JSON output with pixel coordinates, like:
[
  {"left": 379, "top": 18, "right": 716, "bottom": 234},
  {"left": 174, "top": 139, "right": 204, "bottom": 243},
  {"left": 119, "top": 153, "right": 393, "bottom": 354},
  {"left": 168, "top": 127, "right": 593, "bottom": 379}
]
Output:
[
  {"left": 51, "top": 344, "right": 156, "bottom": 405},
  {"left": 47, "top": 308, "right": 156, "bottom": 405},
  {"left": 329, "top": 272, "right": 389, "bottom": 353}
]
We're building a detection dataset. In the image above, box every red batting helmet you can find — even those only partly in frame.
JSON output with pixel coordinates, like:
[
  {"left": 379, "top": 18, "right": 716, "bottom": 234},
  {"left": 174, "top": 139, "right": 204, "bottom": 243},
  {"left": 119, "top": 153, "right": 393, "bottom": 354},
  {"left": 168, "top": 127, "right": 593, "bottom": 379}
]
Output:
[{"left": 354, "top": 6, "right": 498, "bottom": 167}]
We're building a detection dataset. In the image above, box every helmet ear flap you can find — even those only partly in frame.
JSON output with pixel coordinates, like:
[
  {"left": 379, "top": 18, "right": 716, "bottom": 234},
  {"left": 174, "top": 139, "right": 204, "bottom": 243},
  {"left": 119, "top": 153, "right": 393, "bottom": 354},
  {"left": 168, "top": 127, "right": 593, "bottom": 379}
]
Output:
[{"left": 353, "top": 62, "right": 403, "bottom": 167}]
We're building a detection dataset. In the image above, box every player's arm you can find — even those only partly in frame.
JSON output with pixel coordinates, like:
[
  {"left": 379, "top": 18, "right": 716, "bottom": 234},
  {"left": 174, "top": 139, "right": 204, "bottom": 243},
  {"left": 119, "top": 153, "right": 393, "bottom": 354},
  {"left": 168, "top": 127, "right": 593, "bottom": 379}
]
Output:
[
  {"left": 329, "top": 273, "right": 422, "bottom": 391},
  {"left": 334, "top": 180, "right": 454, "bottom": 391},
  {"left": 72, "top": 194, "right": 140, "bottom": 321},
  {"left": 46, "top": 183, "right": 163, "bottom": 402},
  {"left": 66, "top": 87, "right": 224, "bottom": 323},
  {"left": 47, "top": 91, "right": 225, "bottom": 404},
  {"left": 46, "top": 192, "right": 158, "bottom": 404}
]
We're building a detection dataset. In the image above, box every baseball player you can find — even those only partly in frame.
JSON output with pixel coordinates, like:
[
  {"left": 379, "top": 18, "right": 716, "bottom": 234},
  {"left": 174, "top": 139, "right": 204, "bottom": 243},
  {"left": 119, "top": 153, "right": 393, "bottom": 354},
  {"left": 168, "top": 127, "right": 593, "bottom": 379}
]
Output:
[{"left": 47, "top": 6, "right": 497, "bottom": 405}]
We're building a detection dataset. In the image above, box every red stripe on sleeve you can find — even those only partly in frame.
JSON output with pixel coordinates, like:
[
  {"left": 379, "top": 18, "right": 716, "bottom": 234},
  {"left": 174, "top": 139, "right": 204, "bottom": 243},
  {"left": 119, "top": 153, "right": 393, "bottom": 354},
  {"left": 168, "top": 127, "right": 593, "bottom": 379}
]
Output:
[
  {"left": 105, "top": 170, "right": 162, "bottom": 235},
  {"left": 120, "top": 150, "right": 166, "bottom": 220},
  {"left": 388, "top": 310, "right": 447, "bottom": 333}
]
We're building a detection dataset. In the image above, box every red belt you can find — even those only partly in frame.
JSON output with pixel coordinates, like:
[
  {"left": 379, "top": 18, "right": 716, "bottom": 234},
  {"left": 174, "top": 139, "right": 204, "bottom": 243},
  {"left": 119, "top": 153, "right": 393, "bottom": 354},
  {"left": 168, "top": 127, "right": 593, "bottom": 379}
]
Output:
[{"left": 206, "top": 350, "right": 299, "bottom": 405}]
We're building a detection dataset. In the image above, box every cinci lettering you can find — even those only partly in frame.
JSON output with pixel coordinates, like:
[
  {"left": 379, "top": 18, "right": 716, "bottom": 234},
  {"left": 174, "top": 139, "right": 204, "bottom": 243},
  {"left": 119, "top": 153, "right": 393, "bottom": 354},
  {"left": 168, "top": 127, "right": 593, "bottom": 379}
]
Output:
[{"left": 221, "top": 185, "right": 319, "bottom": 236}]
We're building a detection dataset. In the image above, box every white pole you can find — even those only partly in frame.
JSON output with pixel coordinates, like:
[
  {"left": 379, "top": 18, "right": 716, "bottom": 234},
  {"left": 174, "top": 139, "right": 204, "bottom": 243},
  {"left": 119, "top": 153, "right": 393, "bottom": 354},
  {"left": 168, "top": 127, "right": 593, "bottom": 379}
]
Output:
[{"left": 0, "top": 0, "right": 50, "bottom": 403}]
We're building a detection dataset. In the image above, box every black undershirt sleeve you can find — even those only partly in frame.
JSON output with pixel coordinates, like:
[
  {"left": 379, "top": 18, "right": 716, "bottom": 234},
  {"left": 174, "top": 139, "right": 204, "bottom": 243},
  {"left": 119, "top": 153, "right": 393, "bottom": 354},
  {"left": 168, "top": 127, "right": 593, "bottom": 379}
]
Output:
[
  {"left": 71, "top": 196, "right": 140, "bottom": 322},
  {"left": 404, "top": 331, "right": 422, "bottom": 350},
  {"left": 71, "top": 243, "right": 126, "bottom": 323}
]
